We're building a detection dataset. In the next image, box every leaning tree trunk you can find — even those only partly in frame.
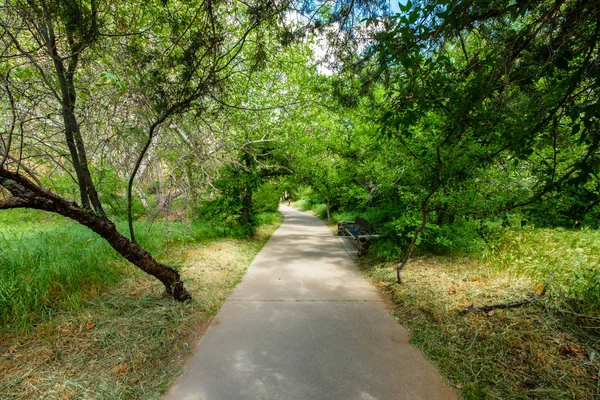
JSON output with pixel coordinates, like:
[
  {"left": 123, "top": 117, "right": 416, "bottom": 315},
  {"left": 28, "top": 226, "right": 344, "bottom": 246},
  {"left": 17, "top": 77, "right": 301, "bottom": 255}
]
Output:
[{"left": 0, "top": 168, "right": 191, "bottom": 301}]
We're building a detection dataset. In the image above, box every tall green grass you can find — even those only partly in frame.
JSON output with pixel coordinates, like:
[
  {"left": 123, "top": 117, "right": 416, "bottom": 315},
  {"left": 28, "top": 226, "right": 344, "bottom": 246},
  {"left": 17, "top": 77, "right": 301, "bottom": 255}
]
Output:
[
  {"left": 0, "top": 224, "right": 124, "bottom": 331},
  {"left": 253, "top": 212, "right": 282, "bottom": 226},
  {"left": 0, "top": 209, "right": 278, "bottom": 332},
  {"left": 485, "top": 227, "right": 600, "bottom": 315}
]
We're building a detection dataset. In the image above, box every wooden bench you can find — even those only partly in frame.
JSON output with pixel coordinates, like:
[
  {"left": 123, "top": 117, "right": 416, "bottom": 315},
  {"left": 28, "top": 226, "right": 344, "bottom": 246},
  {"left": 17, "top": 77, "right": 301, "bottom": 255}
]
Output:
[{"left": 337, "top": 216, "right": 377, "bottom": 256}]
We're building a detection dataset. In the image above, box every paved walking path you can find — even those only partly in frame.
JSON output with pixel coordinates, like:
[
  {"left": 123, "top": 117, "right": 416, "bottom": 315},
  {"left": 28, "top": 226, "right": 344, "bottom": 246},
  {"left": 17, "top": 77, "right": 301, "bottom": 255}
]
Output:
[{"left": 165, "top": 206, "right": 457, "bottom": 400}]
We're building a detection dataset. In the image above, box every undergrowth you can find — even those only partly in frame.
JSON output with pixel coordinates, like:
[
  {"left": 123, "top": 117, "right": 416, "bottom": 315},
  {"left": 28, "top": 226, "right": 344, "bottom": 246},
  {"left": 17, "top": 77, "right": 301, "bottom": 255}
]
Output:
[
  {"left": 359, "top": 224, "right": 600, "bottom": 399},
  {"left": 485, "top": 227, "right": 600, "bottom": 316},
  {"left": 296, "top": 194, "right": 600, "bottom": 316},
  {"left": 0, "top": 209, "right": 277, "bottom": 332}
]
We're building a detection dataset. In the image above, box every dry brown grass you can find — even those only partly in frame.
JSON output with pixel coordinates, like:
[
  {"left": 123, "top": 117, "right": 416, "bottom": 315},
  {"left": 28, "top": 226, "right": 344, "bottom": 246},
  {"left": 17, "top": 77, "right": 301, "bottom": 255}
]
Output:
[
  {"left": 0, "top": 221, "right": 281, "bottom": 400},
  {"left": 361, "top": 255, "right": 600, "bottom": 399}
]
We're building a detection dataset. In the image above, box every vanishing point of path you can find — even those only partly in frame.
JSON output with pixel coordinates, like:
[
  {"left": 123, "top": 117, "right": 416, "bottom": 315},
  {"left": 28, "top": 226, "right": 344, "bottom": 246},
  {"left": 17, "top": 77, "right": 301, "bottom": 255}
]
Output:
[{"left": 165, "top": 206, "right": 457, "bottom": 400}]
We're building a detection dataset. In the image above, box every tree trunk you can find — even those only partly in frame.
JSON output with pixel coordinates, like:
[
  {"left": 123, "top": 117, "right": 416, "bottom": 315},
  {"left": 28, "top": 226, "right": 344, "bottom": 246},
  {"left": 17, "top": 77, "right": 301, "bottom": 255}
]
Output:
[
  {"left": 239, "top": 151, "right": 254, "bottom": 225},
  {"left": 0, "top": 169, "right": 191, "bottom": 302},
  {"left": 128, "top": 120, "right": 165, "bottom": 243},
  {"left": 397, "top": 148, "right": 442, "bottom": 284},
  {"left": 240, "top": 189, "right": 253, "bottom": 225},
  {"left": 42, "top": 18, "right": 105, "bottom": 217}
]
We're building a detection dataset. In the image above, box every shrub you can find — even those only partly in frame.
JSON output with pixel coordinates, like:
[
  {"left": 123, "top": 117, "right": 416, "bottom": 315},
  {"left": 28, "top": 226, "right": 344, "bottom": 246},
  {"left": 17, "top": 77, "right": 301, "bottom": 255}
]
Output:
[
  {"left": 313, "top": 203, "right": 328, "bottom": 219},
  {"left": 252, "top": 183, "right": 281, "bottom": 213}
]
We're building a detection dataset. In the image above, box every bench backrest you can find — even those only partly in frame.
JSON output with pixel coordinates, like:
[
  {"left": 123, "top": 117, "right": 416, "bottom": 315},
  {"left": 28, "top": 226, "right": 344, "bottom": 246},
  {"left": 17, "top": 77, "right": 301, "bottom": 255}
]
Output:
[{"left": 355, "top": 216, "right": 371, "bottom": 232}]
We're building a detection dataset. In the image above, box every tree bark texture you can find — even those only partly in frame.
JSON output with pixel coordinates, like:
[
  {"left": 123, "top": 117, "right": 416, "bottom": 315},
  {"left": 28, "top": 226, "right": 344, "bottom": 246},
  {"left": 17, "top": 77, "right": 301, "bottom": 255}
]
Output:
[
  {"left": 0, "top": 168, "right": 191, "bottom": 301},
  {"left": 240, "top": 189, "right": 253, "bottom": 225}
]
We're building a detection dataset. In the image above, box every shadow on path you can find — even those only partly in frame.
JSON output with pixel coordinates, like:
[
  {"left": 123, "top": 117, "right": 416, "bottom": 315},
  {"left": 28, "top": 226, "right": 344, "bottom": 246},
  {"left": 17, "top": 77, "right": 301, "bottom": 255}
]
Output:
[{"left": 165, "top": 206, "right": 457, "bottom": 400}]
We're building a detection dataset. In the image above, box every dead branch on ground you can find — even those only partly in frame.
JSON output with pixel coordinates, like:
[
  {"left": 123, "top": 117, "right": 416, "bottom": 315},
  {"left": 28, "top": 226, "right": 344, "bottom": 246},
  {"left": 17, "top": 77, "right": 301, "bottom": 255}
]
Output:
[{"left": 462, "top": 272, "right": 554, "bottom": 314}]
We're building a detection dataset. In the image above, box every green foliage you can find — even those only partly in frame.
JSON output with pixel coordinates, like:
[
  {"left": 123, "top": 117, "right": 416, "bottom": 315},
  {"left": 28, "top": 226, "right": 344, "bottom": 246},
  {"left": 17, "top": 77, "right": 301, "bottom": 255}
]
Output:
[
  {"left": 312, "top": 203, "right": 329, "bottom": 220},
  {"left": 254, "top": 211, "right": 283, "bottom": 226},
  {"left": 366, "top": 240, "right": 403, "bottom": 262},
  {"left": 2, "top": 0, "right": 598, "bottom": 343},
  {"left": 292, "top": 188, "right": 326, "bottom": 218},
  {"left": 522, "top": 185, "right": 600, "bottom": 229},
  {"left": 196, "top": 165, "right": 250, "bottom": 224},
  {"left": 96, "top": 169, "right": 145, "bottom": 219},
  {"left": 252, "top": 183, "right": 281, "bottom": 213},
  {"left": 290, "top": 0, "right": 600, "bottom": 266},
  {"left": 293, "top": 199, "right": 311, "bottom": 211},
  {"left": 329, "top": 210, "right": 356, "bottom": 224},
  {"left": 294, "top": 199, "right": 323, "bottom": 215},
  {"left": 295, "top": 199, "right": 324, "bottom": 213}
]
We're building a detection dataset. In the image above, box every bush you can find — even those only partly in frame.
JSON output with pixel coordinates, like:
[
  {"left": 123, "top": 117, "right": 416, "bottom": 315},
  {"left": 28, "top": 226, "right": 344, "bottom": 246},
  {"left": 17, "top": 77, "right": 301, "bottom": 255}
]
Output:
[
  {"left": 252, "top": 183, "right": 280, "bottom": 213},
  {"left": 338, "top": 185, "right": 370, "bottom": 210},
  {"left": 313, "top": 203, "right": 329, "bottom": 219},
  {"left": 330, "top": 210, "right": 357, "bottom": 224},
  {"left": 294, "top": 198, "right": 312, "bottom": 211},
  {"left": 419, "top": 218, "right": 487, "bottom": 255},
  {"left": 254, "top": 211, "right": 283, "bottom": 226}
]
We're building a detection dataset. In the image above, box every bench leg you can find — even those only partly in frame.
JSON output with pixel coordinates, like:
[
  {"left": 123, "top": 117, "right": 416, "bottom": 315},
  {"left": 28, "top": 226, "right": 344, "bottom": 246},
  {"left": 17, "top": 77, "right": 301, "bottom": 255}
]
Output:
[{"left": 358, "top": 237, "right": 369, "bottom": 256}]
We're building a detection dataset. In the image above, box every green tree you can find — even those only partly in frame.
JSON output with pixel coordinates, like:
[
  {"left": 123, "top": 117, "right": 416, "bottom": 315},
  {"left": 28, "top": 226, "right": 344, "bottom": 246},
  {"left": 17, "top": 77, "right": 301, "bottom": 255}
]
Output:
[
  {"left": 0, "top": 0, "right": 287, "bottom": 300},
  {"left": 325, "top": 0, "right": 600, "bottom": 281}
]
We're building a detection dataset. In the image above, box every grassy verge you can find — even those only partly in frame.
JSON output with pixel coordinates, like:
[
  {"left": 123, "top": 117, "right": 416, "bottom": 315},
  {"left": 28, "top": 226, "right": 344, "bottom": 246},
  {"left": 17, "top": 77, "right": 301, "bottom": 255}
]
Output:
[
  {"left": 0, "top": 209, "right": 277, "bottom": 332},
  {"left": 485, "top": 227, "right": 600, "bottom": 316},
  {"left": 0, "top": 212, "right": 282, "bottom": 399},
  {"left": 361, "top": 254, "right": 600, "bottom": 399}
]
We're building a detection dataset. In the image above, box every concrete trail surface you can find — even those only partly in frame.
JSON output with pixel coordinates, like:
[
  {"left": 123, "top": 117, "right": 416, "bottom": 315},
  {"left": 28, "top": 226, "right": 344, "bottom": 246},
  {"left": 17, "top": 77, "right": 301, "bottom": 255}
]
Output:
[{"left": 165, "top": 206, "right": 457, "bottom": 400}]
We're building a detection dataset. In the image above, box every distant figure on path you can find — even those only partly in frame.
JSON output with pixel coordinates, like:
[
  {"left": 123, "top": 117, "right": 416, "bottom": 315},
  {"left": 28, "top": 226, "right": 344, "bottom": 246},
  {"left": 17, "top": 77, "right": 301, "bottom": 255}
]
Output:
[{"left": 283, "top": 190, "right": 291, "bottom": 205}]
